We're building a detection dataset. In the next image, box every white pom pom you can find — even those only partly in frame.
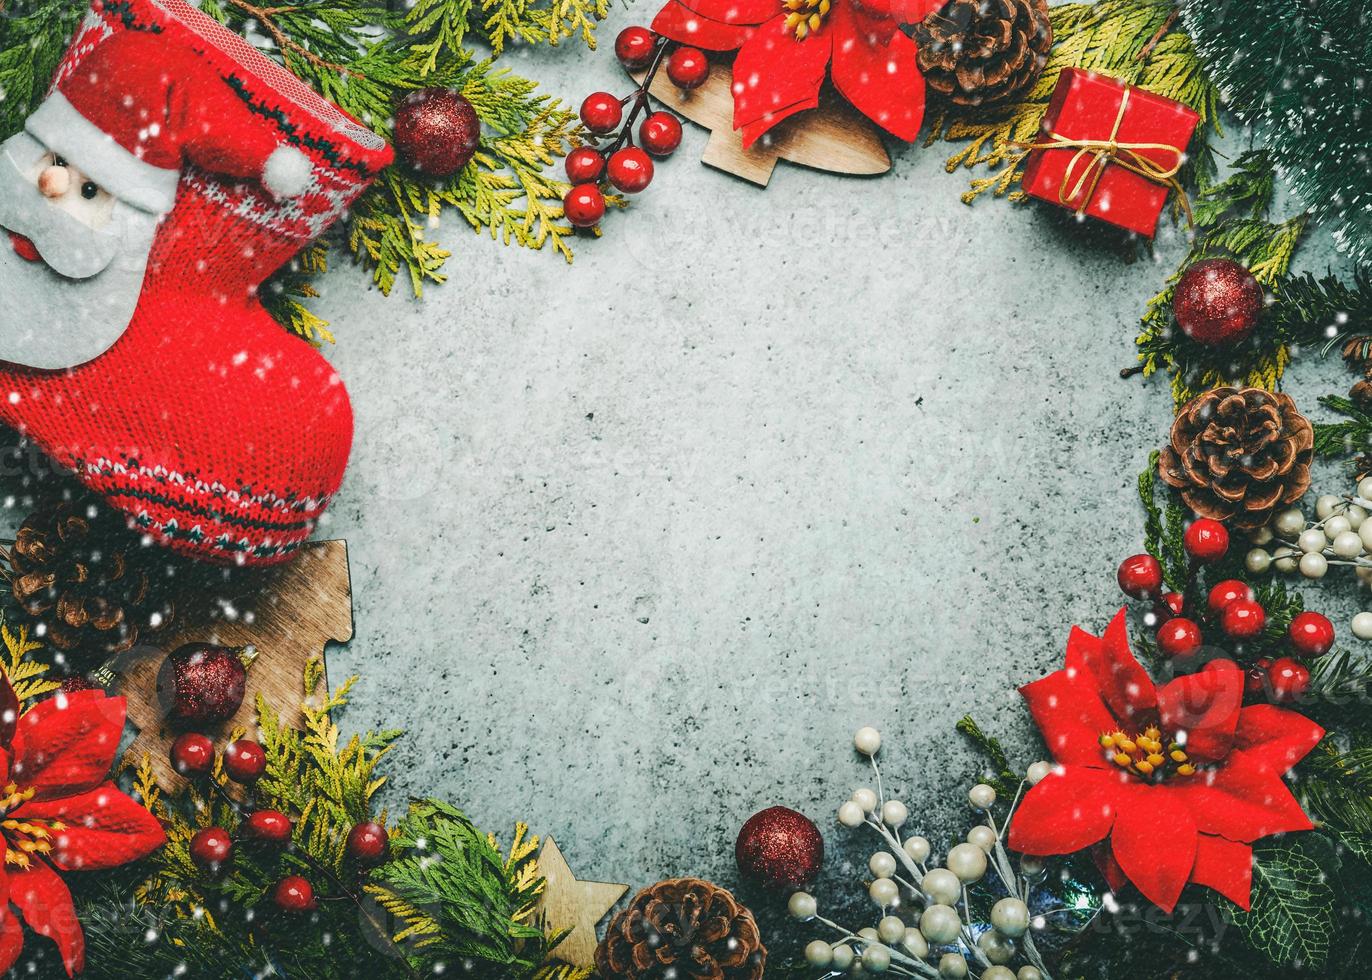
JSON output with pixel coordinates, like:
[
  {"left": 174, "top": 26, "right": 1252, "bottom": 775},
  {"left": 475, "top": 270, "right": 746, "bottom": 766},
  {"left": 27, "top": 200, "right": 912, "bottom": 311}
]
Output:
[{"left": 263, "top": 145, "right": 312, "bottom": 199}]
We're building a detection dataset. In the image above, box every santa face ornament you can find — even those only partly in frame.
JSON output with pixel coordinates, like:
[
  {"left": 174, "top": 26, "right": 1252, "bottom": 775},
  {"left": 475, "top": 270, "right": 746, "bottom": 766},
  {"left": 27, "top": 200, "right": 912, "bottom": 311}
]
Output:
[{"left": 0, "top": 129, "right": 159, "bottom": 369}]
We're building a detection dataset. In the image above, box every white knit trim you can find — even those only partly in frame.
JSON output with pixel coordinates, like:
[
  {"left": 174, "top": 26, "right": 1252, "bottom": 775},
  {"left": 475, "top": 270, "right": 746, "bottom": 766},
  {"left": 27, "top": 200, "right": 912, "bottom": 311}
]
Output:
[{"left": 26, "top": 91, "right": 180, "bottom": 215}]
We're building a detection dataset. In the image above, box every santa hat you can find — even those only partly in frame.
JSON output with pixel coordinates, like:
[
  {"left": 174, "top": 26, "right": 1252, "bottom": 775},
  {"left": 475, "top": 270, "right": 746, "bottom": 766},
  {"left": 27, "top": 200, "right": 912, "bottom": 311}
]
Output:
[{"left": 25, "top": 29, "right": 312, "bottom": 214}]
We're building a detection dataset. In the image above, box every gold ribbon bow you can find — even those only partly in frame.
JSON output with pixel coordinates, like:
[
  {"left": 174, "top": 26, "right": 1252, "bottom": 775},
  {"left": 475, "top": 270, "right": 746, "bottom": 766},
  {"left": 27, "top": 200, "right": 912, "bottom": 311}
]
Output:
[{"left": 1017, "top": 86, "right": 1192, "bottom": 225}]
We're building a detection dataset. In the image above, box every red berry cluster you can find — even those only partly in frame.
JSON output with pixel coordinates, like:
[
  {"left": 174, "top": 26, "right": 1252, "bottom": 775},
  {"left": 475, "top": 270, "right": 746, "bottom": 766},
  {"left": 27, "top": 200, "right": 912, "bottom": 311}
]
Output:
[
  {"left": 171, "top": 732, "right": 389, "bottom": 914},
  {"left": 1115, "top": 517, "right": 1331, "bottom": 705},
  {"left": 564, "top": 26, "right": 702, "bottom": 228}
]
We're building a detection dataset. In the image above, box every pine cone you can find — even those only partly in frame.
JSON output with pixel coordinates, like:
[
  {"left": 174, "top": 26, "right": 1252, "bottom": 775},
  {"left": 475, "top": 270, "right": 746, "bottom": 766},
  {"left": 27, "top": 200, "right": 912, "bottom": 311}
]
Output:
[
  {"left": 1159, "top": 387, "right": 1314, "bottom": 531},
  {"left": 3, "top": 499, "right": 174, "bottom": 657},
  {"left": 914, "top": 0, "right": 1052, "bottom": 107},
  {"left": 595, "top": 878, "right": 766, "bottom": 980}
]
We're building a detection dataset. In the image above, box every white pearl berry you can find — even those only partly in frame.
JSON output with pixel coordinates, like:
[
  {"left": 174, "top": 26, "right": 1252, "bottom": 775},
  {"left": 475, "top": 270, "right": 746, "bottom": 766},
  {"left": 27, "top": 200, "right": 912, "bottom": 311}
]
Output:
[
  {"left": 881, "top": 800, "right": 909, "bottom": 827},
  {"left": 852, "top": 788, "right": 879, "bottom": 813},
  {"left": 870, "top": 851, "right": 898, "bottom": 879},
  {"left": 854, "top": 727, "right": 882, "bottom": 756},
  {"left": 1334, "top": 530, "right": 1364, "bottom": 557},
  {"left": 831, "top": 944, "right": 855, "bottom": 970},
  {"left": 805, "top": 940, "right": 834, "bottom": 967},
  {"left": 966, "top": 825, "right": 997, "bottom": 852},
  {"left": 1317, "top": 494, "right": 1341, "bottom": 519},
  {"left": 1019, "top": 854, "right": 1046, "bottom": 878},
  {"left": 869, "top": 878, "right": 899, "bottom": 906},
  {"left": 862, "top": 944, "right": 892, "bottom": 972},
  {"left": 904, "top": 836, "right": 931, "bottom": 864},
  {"left": 1349, "top": 505, "right": 1368, "bottom": 529},
  {"left": 919, "top": 905, "right": 962, "bottom": 945},
  {"left": 1353, "top": 612, "right": 1372, "bottom": 640},
  {"left": 1300, "top": 552, "right": 1329, "bottom": 578},
  {"left": 1026, "top": 760, "right": 1052, "bottom": 784},
  {"left": 788, "top": 891, "right": 817, "bottom": 919},
  {"left": 1274, "top": 546, "right": 1298, "bottom": 572},
  {"left": 1245, "top": 548, "right": 1272, "bottom": 573},
  {"left": 922, "top": 868, "right": 962, "bottom": 905},
  {"left": 978, "top": 930, "right": 1016, "bottom": 965},
  {"left": 968, "top": 784, "right": 996, "bottom": 809},
  {"left": 1326, "top": 515, "right": 1353, "bottom": 540},
  {"left": 838, "top": 801, "right": 865, "bottom": 827},
  {"left": 990, "top": 897, "right": 1030, "bottom": 938},
  {"left": 1249, "top": 525, "right": 1275, "bottom": 545},
  {"left": 1298, "top": 528, "right": 1327, "bottom": 553},
  {"left": 877, "top": 915, "right": 905, "bottom": 944},
  {"left": 946, "top": 842, "right": 988, "bottom": 883},
  {"left": 1017, "top": 967, "right": 1044, "bottom": 980},
  {"left": 1274, "top": 507, "right": 1306, "bottom": 537},
  {"left": 937, "top": 951, "right": 969, "bottom": 979},
  {"left": 982, "top": 969, "right": 1016, "bottom": 980},
  {"left": 1361, "top": 519, "right": 1372, "bottom": 552},
  {"left": 901, "top": 928, "right": 928, "bottom": 959}
]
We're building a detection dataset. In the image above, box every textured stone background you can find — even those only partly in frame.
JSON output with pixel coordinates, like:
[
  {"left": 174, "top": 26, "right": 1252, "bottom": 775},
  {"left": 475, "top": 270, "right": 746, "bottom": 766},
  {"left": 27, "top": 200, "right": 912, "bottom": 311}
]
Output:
[{"left": 306, "top": 10, "right": 1363, "bottom": 955}]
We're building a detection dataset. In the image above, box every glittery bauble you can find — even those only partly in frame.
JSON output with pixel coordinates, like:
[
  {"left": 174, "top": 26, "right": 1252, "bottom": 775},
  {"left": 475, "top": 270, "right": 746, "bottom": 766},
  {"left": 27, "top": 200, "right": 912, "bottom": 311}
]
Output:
[
  {"left": 156, "top": 643, "right": 250, "bottom": 728},
  {"left": 1173, "top": 258, "right": 1264, "bottom": 346},
  {"left": 735, "top": 806, "right": 823, "bottom": 890},
  {"left": 394, "top": 88, "right": 481, "bottom": 177}
]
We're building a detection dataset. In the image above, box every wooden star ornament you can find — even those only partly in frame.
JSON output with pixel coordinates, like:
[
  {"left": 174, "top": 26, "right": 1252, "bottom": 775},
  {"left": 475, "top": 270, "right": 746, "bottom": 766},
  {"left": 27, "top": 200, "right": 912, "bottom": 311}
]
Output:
[{"left": 538, "top": 836, "right": 629, "bottom": 969}]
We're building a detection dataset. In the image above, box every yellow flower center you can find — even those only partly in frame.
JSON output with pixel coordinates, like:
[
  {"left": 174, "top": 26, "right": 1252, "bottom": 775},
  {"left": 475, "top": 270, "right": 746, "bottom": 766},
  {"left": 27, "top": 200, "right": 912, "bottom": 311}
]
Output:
[
  {"left": 1099, "top": 727, "right": 1196, "bottom": 782},
  {"left": 783, "top": 0, "right": 832, "bottom": 38},
  {"left": 0, "top": 782, "right": 63, "bottom": 871}
]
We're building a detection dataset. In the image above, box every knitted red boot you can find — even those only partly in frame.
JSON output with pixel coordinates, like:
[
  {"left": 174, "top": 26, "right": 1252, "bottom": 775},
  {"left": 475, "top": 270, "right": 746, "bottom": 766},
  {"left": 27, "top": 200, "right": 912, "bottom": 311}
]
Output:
[{"left": 0, "top": 0, "right": 392, "bottom": 565}]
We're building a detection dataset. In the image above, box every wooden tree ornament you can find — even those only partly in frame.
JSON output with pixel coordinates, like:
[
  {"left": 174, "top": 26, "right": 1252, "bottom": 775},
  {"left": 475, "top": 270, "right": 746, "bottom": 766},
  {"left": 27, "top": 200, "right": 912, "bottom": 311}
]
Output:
[
  {"left": 114, "top": 539, "right": 354, "bottom": 793},
  {"left": 630, "top": 64, "right": 891, "bottom": 186},
  {"left": 538, "top": 837, "right": 629, "bottom": 969}
]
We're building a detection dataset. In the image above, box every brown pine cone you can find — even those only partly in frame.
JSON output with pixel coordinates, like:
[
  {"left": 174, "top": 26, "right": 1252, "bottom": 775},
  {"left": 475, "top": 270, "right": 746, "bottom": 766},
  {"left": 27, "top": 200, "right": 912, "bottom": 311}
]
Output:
[
  {"left": 595, "top": 878, "right": 765, "bottom": 980},
  {"left": 3, "top": 498, "right": 174, "bottom": 657},
  {"left": 914, "top": 0, "right": 1053, "bottom": 107},
  {"left": 1159, "top": 387, "right": 1314, "bottom": 531}
]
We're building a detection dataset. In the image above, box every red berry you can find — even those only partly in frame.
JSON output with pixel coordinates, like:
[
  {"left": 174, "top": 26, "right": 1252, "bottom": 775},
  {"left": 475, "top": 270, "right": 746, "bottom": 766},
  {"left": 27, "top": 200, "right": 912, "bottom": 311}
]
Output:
[
  {"left": 170, "top": 732, "right": 215, "bottom": 778},
  {"left": 615, "top": 26, "right": 657, "bottom": 70},
  {"left": 639, "top": 112, "right": 683, "bottom": 156},
  {"left": 1117, "top": 554, "right": 1163, "bottom": 599},
  {"left": 244, "top": 810, "right": 293, "bottom": 845},
  {"left": 273, "top": 875, "right": 316, "bottom": 913},
  {"left": 189, "top": 827, "right": 233, "bottom": 870},
  {"left": 666, "top": 47, "right": 709, "bottom": 89},
  {"left": 346, "top": 821, "right": 390, "bottom": 865},
  {"left": 1157, "top": 617, "right": 1203, "bottom": 659},
  {"left": 1221, "top": 598, "right": 1266, "bottom": 639},
  {"left": 565, "top": 146, "right": 605, "bottom": 184},
  {"left": 579, "top": 92, "right": 623, "bottom": 135},
  {"left": 1183, "top": 519, "right": 1230, "bottom": 563},
  {"left": 608, "top": 147, "right": 654, "bottom": 193},
  {"left": 223, "top": 739, "right": 267, "bottom": 784},
  {"left": 563, "top": 184, "right": 606, "bottom": 228},
  {"left": 1289, "top": 611, "right": 1335, "bottom": 658},
  {"left": 1207, "top": 579, "right": 1254, "bottom": 615},
  {"left": 1159, "top": 592, "right": 1185, "bottom": 616},
  {"left": 1268, "top": 656, "right": 1311, "bottom": 703}
]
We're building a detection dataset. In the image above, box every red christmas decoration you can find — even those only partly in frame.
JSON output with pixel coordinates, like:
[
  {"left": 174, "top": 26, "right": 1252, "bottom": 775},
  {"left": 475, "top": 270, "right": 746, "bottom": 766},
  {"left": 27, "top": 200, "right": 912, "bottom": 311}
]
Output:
[
  {"left": 189, "top": 827, "right": 234, "bottom": 870},
  {"left": 1009, "top": 610, "right": 1323, "bottom": 912},
  {"left": 245, "top": 810, "right": 294, "bottom": 845},
  {"left": 563, "top": 185, "right": 607, "bottom": 228},
  {"left": 394, "top": 88, "right": 481, "bottom": 177},
  {"left": 1182, "top": 519, "right": 1229, "bottom": 563},
  {"left": 1220, "top": 598, "right": 1266, "bottom": 639},
  {"left": 1156, "top": 617, "right": 1202, "bottom": 659},
  {"left": 0, "top": 675, "right": 165, "bottom": 973},
  {"left": 170, "top": 731, "right": 215, "bottom": 777},
  {"left": 224, "top": 739, "right": 268, "bottom": 784},
  {"left": 346, "top": 821, "right": 390, "bottom": 864},
  {"left": 608, "top": 147, "right": 655, "bottom": 193},
  {"left": 1174, "top": 259, "right": 1264, "bottom": 346},
  {"left": 1207, "top": 580, "right": 1253, "bottom": 615},
  {"left": 616, "top": 26, "right": 658, "bottom": 69},
  {"left": 1268, "top": 657, "right": 1312, "bottom": 703},
  {"left": 734, "top": 805, "right": 824, "bottom": 890},
  {"left": 1288, "top": 611, "right": 1335, "bottom": 658},
  {"left": 158, "top": 643, "right": 254, "bottom": 728},
  {"left": 1159, "top": 592, "right": 1185, "bottom": 616},
  {"left": 565, "top": 146, "right": 606, "bottom": 184},
  {"left": 273, "top": 875, "right": 317, "bottom": 913},
  {"left": 665, "top": 46, "right": 710, "bottom": 90},
  {"left": 640, "top": 111, "right": 684, "bottom": 156},
  {"left": 1116, "top": 554, "right": 1163, "bottom": 599},
  {"left": 580, "top": 92, "right": 624, "bottom": 134},
  {"left": 652, "top": 0, "right": 942, "bottom": 147}
]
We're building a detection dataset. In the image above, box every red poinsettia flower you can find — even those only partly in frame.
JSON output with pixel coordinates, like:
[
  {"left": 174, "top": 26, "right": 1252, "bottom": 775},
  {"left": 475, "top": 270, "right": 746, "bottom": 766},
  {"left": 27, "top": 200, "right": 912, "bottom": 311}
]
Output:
[
  {"left": 652, "top": 0, "right": 944, "bottom": 147},
  {"left": 0, "top": 678, "right": 165, "bottom": 975},
  {"left": 1008, "top": 609, "right": 1323, "bottom": 913}
]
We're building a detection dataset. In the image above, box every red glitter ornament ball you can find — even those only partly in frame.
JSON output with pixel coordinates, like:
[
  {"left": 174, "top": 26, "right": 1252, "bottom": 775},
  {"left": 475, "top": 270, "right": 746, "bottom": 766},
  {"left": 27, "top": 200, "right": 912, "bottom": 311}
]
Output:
[
  {"left": 273, "top": 875, "right": 317, "bottom": 913},
  {"left": 394, "top": 88, "right": 481, "bottom": 177},
  {"left": 224, "top": 738, "right": 267, "bottom": 784},
  {"left": 735, "top": 806, "right": 823, "bottom": 890},
  {"left": 1174, "top": 258, "right": 1264, "bottom": 346},
  {"left": 158, "top": 643, "right": 253, "bottom": 728}
]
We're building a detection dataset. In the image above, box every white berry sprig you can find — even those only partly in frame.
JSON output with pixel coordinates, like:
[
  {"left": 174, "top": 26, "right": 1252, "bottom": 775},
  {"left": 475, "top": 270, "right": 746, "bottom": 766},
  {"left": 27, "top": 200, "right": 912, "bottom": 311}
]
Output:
[{"left": 787, "top": 728, "right": 1063, "bottom": 980}]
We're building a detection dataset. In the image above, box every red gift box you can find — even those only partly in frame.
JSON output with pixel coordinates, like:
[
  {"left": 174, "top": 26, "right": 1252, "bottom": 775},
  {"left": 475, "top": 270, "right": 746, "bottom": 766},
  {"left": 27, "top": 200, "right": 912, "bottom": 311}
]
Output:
[{"left": 1020, "top": 68, "right": 1200, "bottom": 237}]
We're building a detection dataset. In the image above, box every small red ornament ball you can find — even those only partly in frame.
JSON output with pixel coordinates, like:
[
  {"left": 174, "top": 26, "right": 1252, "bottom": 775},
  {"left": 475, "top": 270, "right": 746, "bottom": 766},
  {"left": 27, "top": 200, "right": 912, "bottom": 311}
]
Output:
[
  {"left": 273, "top": 876, "right": 317, "bottom": 913},
  {"left": 565, "top": 146, "right": 605, "bottom": 184},
  {"left": 170, "top": 732, "right": 215, "bottom": 778},
  {"left": 735, "top": 806, "right": 823, "bottom": 890},
  {"left": 1117, "top": 554, "right": 1163, "bottom": 599},
  {"left": 158, "top": 643, "right": 249, "bottom": 728},
  {"left": 346, "top": 821, "right": 390, "bottom": 865},
  {"left": 223, "top": 739, "right": 267, "bottom": 784},
  {"left": 394, "top": 88, "right": 481, "bottom": 177},
  {"left": 1268, "top": 656, "right": 1311, "bottom": 703},
  {"left": 563, "top": 184, "right": 606, "bottom": 228},
  {"left": 639, "top": 112, "right": 683, "bottom": 157},
  {"left": 1221, "top": 598, "right": 1267, "bottom": 639},
  {"left": 1207, "top": 579, "right": 1254, "bottom": 615},
  {"left": 615, "top": 26, "right": 657, "bottom": 70},
  {"left": 1157, "top": 617, "right": 1203, "bottom": 659},
  {"left": 1245, "top": 657, "right": 1274, "bottom": 695},
  {"left": 1289, "top": 611, "right": 1335, "bottom": 657},
  {"left": 1183, "top": 519, "right": 1229, "bottom": 563},
  {"left": 666, "top": 47, "right": 709, "bottom": 90},
  {"left": 244, "top": 810, "right": 293, "bottom": 845},
  {"left": 608, "top": 147, "right": 654, "bottom": 193},
  {"left": 1159, "top": 592, "right": 1185, "bottom": 616},
  {"left": 1174, "top": 258, "right": 1264, "bottom": 346},
  {"left": 579, "top": 92, "right": 623, "bottom": 135},
  {"left": 189, "top": 827, "right": 233, "bottom": 870}
]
